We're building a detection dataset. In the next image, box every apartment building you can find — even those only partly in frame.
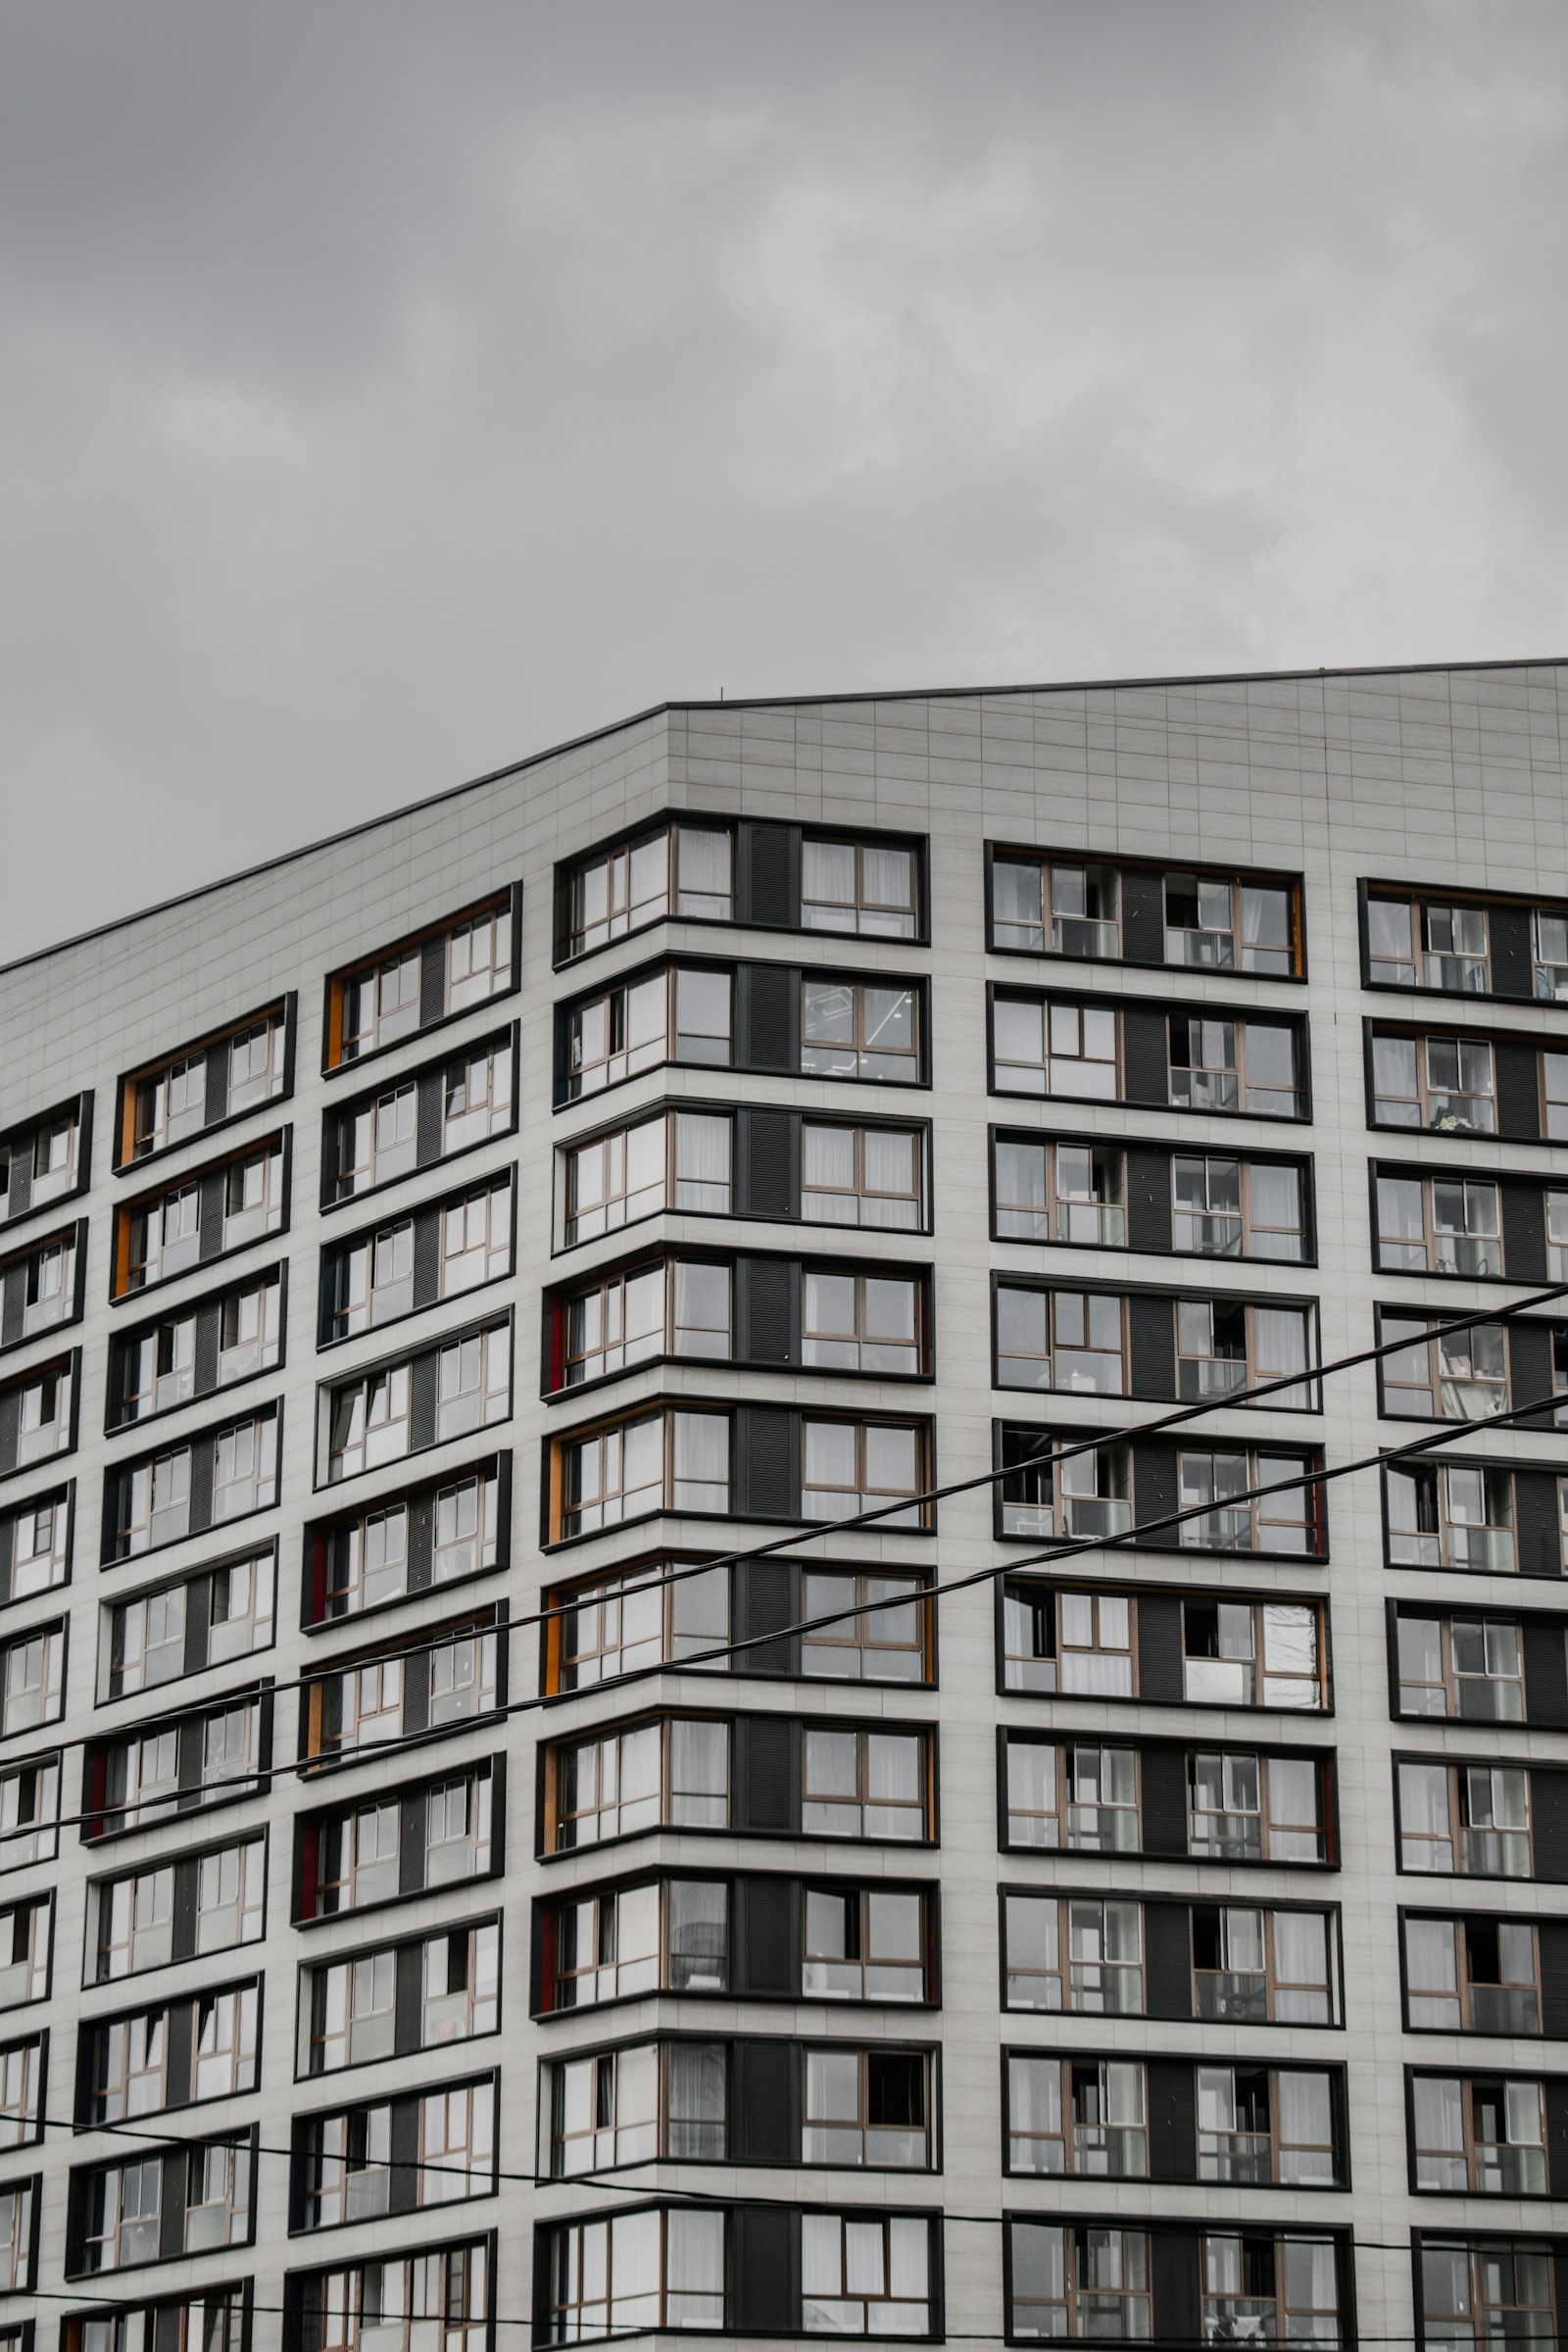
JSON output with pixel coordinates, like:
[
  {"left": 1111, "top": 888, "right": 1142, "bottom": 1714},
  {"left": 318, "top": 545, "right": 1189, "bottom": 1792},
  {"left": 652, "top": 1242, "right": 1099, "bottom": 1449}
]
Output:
[{"left": 0, "top": 659, "right": 1566, "bottom": 2351}]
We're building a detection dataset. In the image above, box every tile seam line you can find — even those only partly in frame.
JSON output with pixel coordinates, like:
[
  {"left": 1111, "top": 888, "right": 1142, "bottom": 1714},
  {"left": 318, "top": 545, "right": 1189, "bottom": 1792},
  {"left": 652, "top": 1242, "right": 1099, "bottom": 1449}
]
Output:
[{"left": 4, "top": 654, "right": 1565, "bottom": 980}]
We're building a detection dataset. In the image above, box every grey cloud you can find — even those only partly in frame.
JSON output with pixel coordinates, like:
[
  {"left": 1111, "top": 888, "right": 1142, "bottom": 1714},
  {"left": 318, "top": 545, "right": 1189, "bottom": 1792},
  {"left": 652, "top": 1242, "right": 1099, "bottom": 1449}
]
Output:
[{"left": 2, "top": 0, "right": 1566, "bottom": 961}]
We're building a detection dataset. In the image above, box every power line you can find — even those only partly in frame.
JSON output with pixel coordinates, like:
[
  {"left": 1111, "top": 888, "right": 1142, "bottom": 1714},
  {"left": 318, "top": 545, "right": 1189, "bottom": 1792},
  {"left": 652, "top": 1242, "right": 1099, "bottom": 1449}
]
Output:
[{"left": 19, "top": 1271, "right": 1568, "bottom": 1844}]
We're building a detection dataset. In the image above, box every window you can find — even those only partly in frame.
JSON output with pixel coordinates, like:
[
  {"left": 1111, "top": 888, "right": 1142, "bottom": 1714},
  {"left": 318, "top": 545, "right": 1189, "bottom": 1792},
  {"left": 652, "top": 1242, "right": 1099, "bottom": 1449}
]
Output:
[
  {"left": 556, "top": 1408, "right": 729, "bottom": 1539},
  {"left": 1203, "top": 2233, "right": 1345, "bottom": 2350},
  {"left": 330, "top": 899, "right": 513, "bottom": 1067},
  {"left": 5, "top": 1358, "right": 74, "bottom": 1469},
  {"left": 1380, "top": 1313, "right": 1512, "bottom": 1421},
  {"left": 1, "top": 1103, "right": 81, "bottom": 1221},
  {"left": 801, "top": 978, "right": 920, "bottom": 1082},
  {"left": 993, "top": 996, "right": 1118, "bottom": 1098},
  {"left": 291, "top": 2242, "right": 490, "bottom": 2352},
  {"left": 1199, "top": 2066, "right": 1338, "bottom": 2183},
  {"left": 805, "top": 1886, "right": 929, "bottom": 2001},
  {"left": 551, "top": 1561, "right": 730, "bottom": 1690},
  {"left": 1005, "top": 1740, "right": 1139, "bottom": 1852},
  {"left": 801, "top": 1569, "right": 928, "bottom": 1682},
  {"left": 303, "top": 1922, "right": 501, "bottom": 2075},
  {"left": 324, "top": 1324, "right": 510, "bottom": 1483},
  {"left": 118, "top": 1140, "right": 284, "bottom": 1296},
  {"left": 1178, "top": 1447, "right": 1322, "bottom": 1555},
  {"left": 81, "top": 2154, "right": 170, "bottom": 2272},
  {"left": 997, "top": 1429, "right": 1131, "bottom": 1543},
  {"left": 546, "top": 2208, "right": 724, "bottom": 2341},
  {"left": 0, "top": 1759, "right": 60, "bottom": 1872},
  {"left": 565, "top": 966, "right": 731, "bottom": 1099},
  {"left": 802, "top": 1726, "right": 929, "bottom": 1839},
  {"left": 801, "top": 2212, "right": 931, "bottom": 2337},
  {"left": 567, "top": 822, "right": 734, "bottom": 956},
  {"left": 1003, "top": 1894, "right": 1144, "bottom": 2015},
  {"left": 1398, "top": 1760, "right": 1532, "bottom": 1878},
  {"left": 559, "top": 1258, "right": 731, "bottom": 1386},
  {"left": 131, "top": 1055, "right": 206, "bottom": 1161},
  {"left": 993, "top": 1137, "right": 1126, "bottom": 1245},
  {"left": 1007, "top": 2053, "right": 1148, "bottom": 2177},
  {"left": 1368, "top": 895, "right": 1492, "bottom": 992},
  {"left": 317, "top": 1469, "right": 500, "bottom": 1621},
  {"left": 1419, "top": 2237, "right": 1555, "bottom": 2352},
  {"left": 546, "top": 2041, "right": 723, "bottom": 2174},
  {"left": 1183, "top": 1600, "right": 1324, "bottom": 1708},
  {"left": 547, "top": 1880, "right": 727, "bottom": 2009},
  {"left": 1007, "top": 2222, "right": 1152, "bottom": 2342},
  {"left": 803, "top": 835, "right": 918, "bottom": 938},
  {"left": 0, "top": 2035, "right": 41, "bottom": 2146},
  {"left": 991, "top": 856, "right": 1121, "bottom": 957},
  {"left": 1372, "top": 1031, "right": 1496, "bottom": 1132},
  {"left": 551, "top": 1718, "right": 730, "bottom": 1850},
  {"left": 1377, "top": 1173, "right": 1502, "bottom": 1275},
  {"left": 0, "top": 1625, "right": 64, "bottom": 1736},
  {"left": 1397, "top": 1613, "right": 1526, "bottom": 1721},
  {"left": 126, "top": 1009, "right": 287, "bottom": 1163},
  {"left": 1189, "top": 1751, "right": 1327, "bottom": 1863},
  {"left": 560, "top": 1108, "right": 731, "bottom": 1246},
  {"left": 1403, "top": 1914, "right": 1542, "bottom": 2034},
  {"left": 1536, "top": 912, "right": 1568, "bottom": 1002},
  {"left": 995, "top": 1287, "right": 1127, "bottom": 1394},
  {"left": 442, "top": 1039, "right": 514, "bottom": 1153},
  {"left": 11, "top": 1227, "right": 77, "bottom": 1337},
  {"left": 1175, "top": 1298, "right": 1316, "bottom": 1401},
  {"left": 434, "top": 1326, "right": 510, "bottom": 1442},
  {"left": 302, "top": 2080, "right": 494, "bottom": 2225},
  {"left": 99, "top": 1551, "right": 270, "bottom": 1702},
  {"left": 0, "top": 1898, "right": 48, "bottom": 2010},
  {"left": 1193, "top": 1904, "right": 1339, "bottom": 2024},
  {"left": 1169, "top": 1016, "right": 1302, "bottom": 1117},
  {"left": 801, "top": 1419, "right": 927, "bottom": 1526},
  {"left": 803, "top": 1269, "right": 922, "bottom": 1374},
  {"left": 1173, "top": 1152, "right": 1308, "bottom": 1260},
  {"left": 0, "top": 2180, "right": 32, "bottom": 2290},
  {"left": 335, "top": 1080, "right": 417, "bottom": 1198},
  {"left": 804, "top": 2047, "right": 930, "bottom": 2167},
  {"left": 802, "top": 1120, "right": 924, "bottom": 1229},
  {"left": 1, "top": 1491, "right": 70, "bottom": 1600},
  {"left": 329, "top": 1221, "right": 413, "bottom": 1337},
  {"left": 1372, "top": 884, "right": 1494, "bottom": 988},
  {"left": 1166, "top": 871, "right": 1296, "bottom": 974},
  {"left": 1414, "top": 2074, "right": 1548, "bottom": 2194},
  {"left": 441, "top": 1181, "right": 510, "bottom": 1296},
  {"left": 1004, "top": 1587, "right": 1133, "bottom": 1696}
]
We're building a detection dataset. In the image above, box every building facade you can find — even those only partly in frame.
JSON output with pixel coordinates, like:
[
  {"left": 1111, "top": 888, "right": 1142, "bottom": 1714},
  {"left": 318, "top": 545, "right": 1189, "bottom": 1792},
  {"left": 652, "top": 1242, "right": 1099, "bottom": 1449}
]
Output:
[{"left": 1, "top": 660, "right": 1567, "bottom": 2351}]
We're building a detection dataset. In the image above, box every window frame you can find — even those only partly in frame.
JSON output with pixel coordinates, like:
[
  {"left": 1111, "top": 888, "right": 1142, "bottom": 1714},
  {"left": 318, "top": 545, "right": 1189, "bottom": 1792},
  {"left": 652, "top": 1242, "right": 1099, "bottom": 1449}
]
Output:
[
  {"left": 1408, "top": 2066, "right": 1554, "bottom": 2198},
  {"left": 985, "top": 844, "right": 1306, "bottom": 979},
  {"left": 1395, "top": 1754, "right": 1537, "bottom": 1882},
  {"left": 1399, "top": 1909, "right": 1550, "bottom": 2038},
  {"left": 113, "top": 998, "right": 296, "bottom": 1175},
  {"left": 1371, "top": 1163, "right": 1513, "bottom": 1281},
  {"left": 105, "top": 1264, "right": 287, "bottom": 1435},
  {"left": 0, "top": 1350, "right": 80, "bottom": 1486},
  {"left": 0, "top": 1094, "right": 94, "bottom": 1239},
  {"left": 0, "top": 1483, "right": 74, "bottom": 1615},
  {"left": 1360, "top": 876, "right": 1568, "bottom": 1004},
  {"left": 0, "top": 1219, "right": 88, "bottom": 1356},
  {"left": 316, "top": 1314, "right": 514, "bottom": 1492},
  {"left": 111, "top": 1134, "right": 291, "bottom": 1303},
  {"left": 544, "top": 1249, "right": 933, "bottom": 1399},
  {"left": 986, "top": 986, "right": 1312, "bottom": 1122},
  {"left": 998, "top": 1581, "right": 1330, "bottom": 1712},
  {"left": 321, "top": 888, "right": 520, "bottom": 1077},
  {"left": 319, "top": 1170, "right": 516, "bottom": 1348},
  {"left": 298, "top": 1915, "right": 502, "bottom": 2080}
]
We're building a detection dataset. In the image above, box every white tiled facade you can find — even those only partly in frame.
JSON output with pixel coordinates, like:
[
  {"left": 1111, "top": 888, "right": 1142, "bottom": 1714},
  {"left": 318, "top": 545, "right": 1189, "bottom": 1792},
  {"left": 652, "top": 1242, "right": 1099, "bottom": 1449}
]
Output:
[{"left": 1, "top": 660, "right": 1567, "bottom": 2351}]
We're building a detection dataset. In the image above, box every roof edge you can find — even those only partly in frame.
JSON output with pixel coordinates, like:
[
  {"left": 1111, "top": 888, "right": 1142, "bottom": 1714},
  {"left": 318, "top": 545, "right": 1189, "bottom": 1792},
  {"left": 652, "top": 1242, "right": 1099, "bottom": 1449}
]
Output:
[{"left": 5, "top": 654, "right": 1564, "bottom": 978}]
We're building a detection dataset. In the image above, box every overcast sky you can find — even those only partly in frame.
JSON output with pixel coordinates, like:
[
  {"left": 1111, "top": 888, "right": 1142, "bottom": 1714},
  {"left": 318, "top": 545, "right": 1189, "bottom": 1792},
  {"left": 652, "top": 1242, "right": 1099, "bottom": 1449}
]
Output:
[{"left": 2, "top": 1, "right": 1566, "bottom": 960}]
